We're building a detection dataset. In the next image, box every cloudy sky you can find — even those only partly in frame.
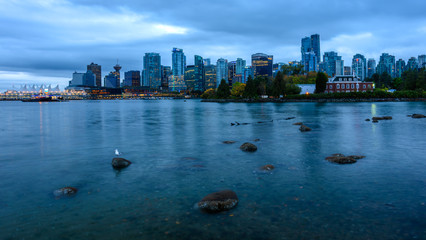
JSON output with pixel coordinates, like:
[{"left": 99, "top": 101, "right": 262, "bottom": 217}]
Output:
[{"left": 1, "top": 0, "right": 426, "bottom": 91}]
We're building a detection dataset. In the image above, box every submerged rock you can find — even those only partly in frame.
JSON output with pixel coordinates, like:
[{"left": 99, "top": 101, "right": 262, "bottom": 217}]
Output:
[
  {"left": 325, "top": 154, "right": 365, "bottom": 164},
  {"left": 198, "top": 190, "right": 238, "bottom": 213},
  {"left": 260, "top": 164, "right": 275, "bottom": 171},
  {"left": 253, "top": 139, "right": 260, "bottom": 142},
  {"left": 240, "top": 142, "right": 257, "bottom": 152},
  {"left": 372, "top": 120, "right": 379, "bottom": 123},
  {"left": 112, "top": 158, "right": 132, "bottom": 169},
  {"left": 372, "top": 117, "right": 384, "bottom": 121},
  {"left": 53, "top": 187, "right": 78, "bottom": 198},
  {"left": 412, "top": 114, "right": 426, "bottom": 118},
  {"left": 293, "top": 122, "right": 303, "bottom": 125},
  {"left": 223, "top": 141, "right": 236, "bottom": 144},
  {"left": 365, "top": 119, "right": 370, "bottom": 121},
  {"left": 383, "top": 116, "right": 392, "bottom": 120},
  {"left": 299, "top": 125, "right": 312, "bottom": 132}
]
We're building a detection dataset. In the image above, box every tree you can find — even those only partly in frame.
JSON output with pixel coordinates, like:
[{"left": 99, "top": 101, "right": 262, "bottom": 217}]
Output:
[
  {"left": 216, "top": 79, "right": 231, "bottom": 99},
  {"left": 243, "top": 75, "right": 257, "bottom": 98},
  {"left": 314, "top": 72, "right": 328, "bottom": 93},
  {"left": 371, "top": 73, "right": 380, "bottom": 87},
  {"left": 201, "top": 88, "right": 216, "bottom": 99},
  {"left": 272, "top": 71, "right": 284, "bottom": 97},
  {"left": 231, "top": 82, "right": 246, "bottom": 97},
  {"left": 379, "top": 72, "right": 392, "bottom": 89}
]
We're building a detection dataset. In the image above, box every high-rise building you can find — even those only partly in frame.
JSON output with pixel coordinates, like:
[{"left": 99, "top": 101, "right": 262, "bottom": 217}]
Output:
[
  {"left": 143, "top": 53, "right": 161, "bottom": 88},
  {"left": 123, "top": 70, "right": 141, "bottom": 87},
  {"left": 367, "top": 59, "right": 376, "bottom": 78},
  {"left": 104, "top": 72, "right": 119, "bottom": 88},
  {"left": 323, "top": 51, "right": 342, "bottom": 77},
  {"left": 395, "top": 59, "right": 406, "bottom": 78},
  {"left": 236, "top": 58, "right": 246, "bottom": 75},
  {"left": 335, "top": 60, "right": 344, "bottom": 76},
  {"left": 252, "top": 53, "right": 273, "bottom": 78},
  {"left": 112, "top": 63, "right": 121, "bottom": 85},
  {"left": 418, "top": 55, "right": 426, "bottom": 68},
  {"left": 70, "top": 70, "right": 96, "bottom": 86},
  {"left": 161, "top": 66, "right": 172, "bottom": 89},
  {"left": 301, "top": 34, "right": 320, "bottom": 72},
  {"left": 242, "top": 66, "right": 254, "bottom": 83},
  {"left": 172, "top": 48, "right": 186, "bottom": 77},
  {"left": 204, "top": 64, "right": 216, "bottom": 90},
  {"left": 352, "top": 54, "right": 367, "bottom": 81},
  {"left": 406, "top": 57, "right": 418, "bottom": 71},
  {"left": 376, "top": 53, "right": 395, "bottom": 78},
  {"left": 228, "top": 61, "right": 237, "bottom": 85},
  {"left": 87, "top": 62, "right": 102, "bottom": 87},
  {"left": 194, "top": 55, "right": 204, "bottom": 91},
  {"left": 184, "top": 65, "right": 196, "bottom": 91},
  {"left": 344, "top": 66, "right": 352, "bottom": 76},
  {"left": 216, "top": 58, "right": 228, "bottom": 88},
  {"left": 203, "top": 58, "right": 211, "bottom": 66}
]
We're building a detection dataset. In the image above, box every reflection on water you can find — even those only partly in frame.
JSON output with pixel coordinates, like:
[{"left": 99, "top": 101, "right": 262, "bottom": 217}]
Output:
[{"left": 0, "top": 100, "right": 425, "bottom": 240}]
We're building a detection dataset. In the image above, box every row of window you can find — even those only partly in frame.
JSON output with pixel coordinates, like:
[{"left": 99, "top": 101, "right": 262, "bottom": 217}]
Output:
[
  {"left": 327, "top": 84, "right": 371, "bottom": 90},
  {"left": 325, "top": 90, "right": 368, "bottom": 93}
]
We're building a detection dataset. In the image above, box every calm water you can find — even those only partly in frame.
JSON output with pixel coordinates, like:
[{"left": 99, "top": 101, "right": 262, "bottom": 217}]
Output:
[{"left": 0, "top": 100, "right": 425, "bottom": 240}]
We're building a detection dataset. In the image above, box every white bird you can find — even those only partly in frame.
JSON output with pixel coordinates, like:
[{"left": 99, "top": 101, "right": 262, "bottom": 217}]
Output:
[{"left": 115, "top": 149, "right": 121, "bottom": 156}]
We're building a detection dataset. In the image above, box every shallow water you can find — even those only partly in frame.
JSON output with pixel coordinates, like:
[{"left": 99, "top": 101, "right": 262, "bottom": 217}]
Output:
[{"left": 0, "top": 100, "right": 425, "bottom": 240}]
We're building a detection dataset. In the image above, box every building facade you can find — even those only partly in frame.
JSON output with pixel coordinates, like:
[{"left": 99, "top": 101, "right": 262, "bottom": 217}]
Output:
[
  {"left": 123, "top": 70, "right": 141, "bottom": 87},
  {"left": 344, "top": 66, "right": 352, "bottom": 76},
  {"left": 376, "top": 53, "right": 395, "bottom": 78},
  {"left": 143, "top": 53, "right": 161, "bottom": 89},
  {"left": 325, "top": 76, "right": 374, "bottom": 93},
  {"left": 301, "top": 34, "right": 320, "bottom": 73},
  {"left": 419, "top": 55, "right": 426, "bottom": 68},
  {"left": 323, "top": 51, "right": 342, "bottom": 77},
  {"left": 161, "top": 66, "right": 172, "bottom": 89},
  {"left": 216, "top": 58, "right": 228, "bottom": 88},
  {"left": 395, "top": 59, "right": 406, "bottom": 78},
  {"left": 252, "top": 53, "right": 273, "bottom": 78},
  {"left": 367, "top": 59, "right": 376, "bottom": 78},
  {"left": 352, "top": 54, "right": 367, "bottom": 81},
  {"left": 406, "top": 57, "right": 418, "bottom": 71},
  {"left": 87, "top": 63, "right": 102, "bottom": 87},
  {"left": 204, "top": 64, "right": 216, "bottom": 90},
  {"left": 172, "top": 48, "right": 186, "bottom": 77}
]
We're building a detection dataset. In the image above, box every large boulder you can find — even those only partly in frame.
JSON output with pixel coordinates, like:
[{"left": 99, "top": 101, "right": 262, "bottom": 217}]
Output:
[
  {"left": 299, "top": 125, "right": 312, "bottom": 132},
  {"left": 412, "top": 114, "right": 426, "bottom": 118},
  {"left": 325, "top": 154, "right": 365, "bottom": 164},
  {"left": 240, "top": 142, "right": 257, "bottom": 152},
  {"left": 112, "top": 158, "right": 132, "bottom": 169},
  {"left": 53, "top": 187, "right": 78, "bottom": 198},
  {"left": 198, "top": 190, "right": 238, "bottom": 213}
]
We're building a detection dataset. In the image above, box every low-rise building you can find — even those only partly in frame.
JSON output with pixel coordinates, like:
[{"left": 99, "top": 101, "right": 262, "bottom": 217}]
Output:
[{"left": 325, "top": 76, "right": 374, "bottom": 93}]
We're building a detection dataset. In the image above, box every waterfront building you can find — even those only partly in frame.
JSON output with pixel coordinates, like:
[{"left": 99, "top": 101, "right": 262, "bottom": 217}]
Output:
[
  {"left": 419, "top": 55, "right": 426, "bottom": 68},
  {"left": 87, "top": 63, "right": 102, "bottom": 87},
  {"left": 143, "top": 53, "right": 161, "bottom": 89},
  {"left": 70, "top": 70, "right": 96, "bottom": 87},
  {"left": 204, "top": 64, "right": 216, "bottom": 90},
  {"left": 169, "top": 75, "right": 186, "bottom": 92},
  {"left": 376, "top": 53, "right": 395, "bottom": 78},
  {"left": 367, "top": 59, "right": 376, "bottom": 78},
  {"left": 123, "top": 71, "right": 141, "bottom": 87},
  {"left": 323, "top": 51, "right": 343, "bottom": 77},
  {"left": 161, "top": 66, "right": 172, "bottom": 89},
  {"left": 273, "top": 62, "right": 285, "bottom": 76},
  {"left": 344, "top": 66, "right": 352, "bottom": 76},
  {"left": 104, "top": 72, "right": 119, "bottom": 88},
  {"left": 395, "top": 59, "right": 406, "bottom": 78},
  {"left": 216, "top": 58, "right": 228, "bottom": 88},
  {"left": 184, "top": 65, "right": 196, "bottom": 91},
  {"left": 301, "top": 34, "right": 320, "bottom": 72},
  {"left": 252, "top": 53, "right": 273, "bottom": 78},
  {"left": 172, "top": 48, "right": 186, "bottom": 76},
  {"left": 325, "top": 76, "right": 374, "bottom": 93},
  {"left": 352, "top": 54, "right": 367, "bottom": 81},
  {"left": 406, "top": 57, "right": 418, "bottom": 71}
]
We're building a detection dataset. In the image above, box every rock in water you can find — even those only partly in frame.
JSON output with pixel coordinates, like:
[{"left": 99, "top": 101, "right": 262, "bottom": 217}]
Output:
[
  {"left": 112, "top": 158, "right": 132, "bottom": 169},
  {"left": 383, "top": 116, "right": 392, "bottom": 120},
  {"left": 365, "top": 119, "right": 370, "bottom": 121},
  {"left": 293, "top": 122, "right": 303, "bottom": 125},
  {"left": 299, "top": 125, "right": 312, "bottom": 132},
  {"left": 240, "top": 142, "right": 257, "bottom": 152},
  {"left": 198, "top": 190, "right": 238, "bottom": 213},
  {"left": 260, "top": 164, "right": 275, "bottom": 171},
  {"left": 53, "top": 187, "right": 78, "bottom": 198},
  {"left": 412, "top": 114, "right": 426, "bottom": 118},
  {"left": 372, "top": 117, "right": 384, "bottom": 121},
  {"left": 325, "top": 154, "right": 365, "bottom": 164},
  {"left": 223, "top": 141, "right": 236, "bottom": 144}
]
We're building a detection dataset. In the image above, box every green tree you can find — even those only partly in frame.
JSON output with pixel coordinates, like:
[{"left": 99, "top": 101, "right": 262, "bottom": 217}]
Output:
[
  {"left": 272, "top": 71, "right": 284, "bottom": 97},
  {"left": 216, "top": 79, "right": 231, "bottom": 99},
  {"left": 314, "top": 72, "right": 328, "bottom": 93},
  {"left": 379, "top": 72, "right": 392, "bottom": 88},
  {"left": 284, "top": 84, "right": 301, "bottom": 95},
  {"left": 231, "top": 82, "right": 246, "bottom": 97},
  {"left": 243, "top": 75, "right": 257, "bottom": 98},
  {"left": 200, "top": 88, "right": 216, "bottom": 99},
  {"left": 371, "top": 73, "right": 380, "bottom": 88}
]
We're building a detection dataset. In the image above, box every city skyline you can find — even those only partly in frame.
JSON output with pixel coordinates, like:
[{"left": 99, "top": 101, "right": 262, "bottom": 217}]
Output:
[{"left": 1, "top": 0, "right": 426, "bottom": 91}]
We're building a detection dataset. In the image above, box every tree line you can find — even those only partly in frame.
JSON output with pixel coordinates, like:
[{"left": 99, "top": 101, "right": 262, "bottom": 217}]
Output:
[{"left": 365, "top": 68, "right": 426, "bottom": 91}]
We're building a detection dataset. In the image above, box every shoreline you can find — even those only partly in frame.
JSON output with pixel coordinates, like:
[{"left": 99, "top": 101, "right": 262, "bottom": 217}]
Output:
[{"left": 201, "top": 98, "right": 426, "bottom": 103}]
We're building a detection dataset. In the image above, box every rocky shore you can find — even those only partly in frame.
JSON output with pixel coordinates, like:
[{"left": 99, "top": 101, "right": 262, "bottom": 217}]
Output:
[{"left": 201, "top": 98, "right": 426, "bottom": 103}]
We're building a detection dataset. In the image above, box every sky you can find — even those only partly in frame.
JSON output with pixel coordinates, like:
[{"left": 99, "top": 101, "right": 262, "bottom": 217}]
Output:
[{"left": 1, "top": 0, "right": 426, "bottom": 91}]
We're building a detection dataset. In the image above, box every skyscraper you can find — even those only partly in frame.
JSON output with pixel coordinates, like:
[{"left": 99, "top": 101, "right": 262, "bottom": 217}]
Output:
[
  {"left": 194, "top": 55, "right": 204, "bottom": 91},
  {"left": 367, "top": 59, "right": 376, "bottom": 78},
  {"left": 161, "top": 66, "right": 172, "bottom": 89},
  {"left": 335, "top": 60, "right": 344, "bottom": 76},
  {"left": 203, "top": 58, "right": 211, "bottom": 66},
  {"left": 236, "top": 58, "right": 246, "bottom": 75},
  {"left": 418, "top": 55, "right": 426, "bottom": 68},
  {"left": 344, "top": 66, "right": 352, "bottom": 76},
  {"left": 395, "top": 59, "right": 406, "bottom": 78},
  {"left": 376, "top": 53, "right": 395, "bottom": 78},
  {"left": 228, "top": 61, "right": 237, "bottom": 85},
  {"left": 87, "top": 62, "right": 102, "bottom": 87},
  {"left": 143, "top": 53, "right": 161, "bottom": 88},
  {"left": 252, "top": 53, "right": 273, "bottom": 78},
  {"left": 407, "top": 57, "right": 418, "bottom": 71},
  {"left": 204, "top": 64, "right": 216, "bottom": 90},
  {"left": 172, "top": 48, "right": 186, "bottom": 77},
  {"left": 123, "top": 71, "right": 141, "bottom": 87},
  {"left": 216, "top": 58, "right": 228, "bottom": 88},
  {"left": 352, "top": 54, "right": 367, "bottom": 81},
  {"left": 301, "top": 34, "right": 320, "bottom": 72},
  {"left": 184, "top": 65, "right": 196, "bottom": 91},
  {"left": 323, "top": 51, "right": 342, "bottom": 77}
]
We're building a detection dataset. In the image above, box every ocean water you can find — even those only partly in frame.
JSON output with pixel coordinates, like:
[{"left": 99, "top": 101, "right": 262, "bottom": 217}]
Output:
[{"left": 0, "top": 100, "right": 425, "bottom": 240}]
